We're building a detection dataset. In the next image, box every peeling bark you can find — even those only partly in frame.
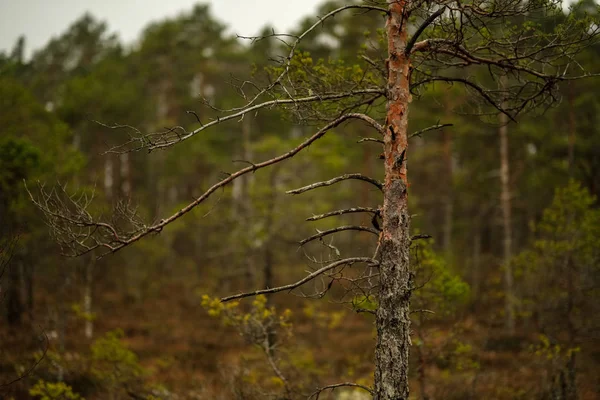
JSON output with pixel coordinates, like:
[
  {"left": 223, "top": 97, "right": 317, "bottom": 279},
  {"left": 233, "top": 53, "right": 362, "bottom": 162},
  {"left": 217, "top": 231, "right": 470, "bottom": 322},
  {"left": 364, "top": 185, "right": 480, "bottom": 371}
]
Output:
[{"left": 374, "top": 1, "right": 412, "bottom": 398}]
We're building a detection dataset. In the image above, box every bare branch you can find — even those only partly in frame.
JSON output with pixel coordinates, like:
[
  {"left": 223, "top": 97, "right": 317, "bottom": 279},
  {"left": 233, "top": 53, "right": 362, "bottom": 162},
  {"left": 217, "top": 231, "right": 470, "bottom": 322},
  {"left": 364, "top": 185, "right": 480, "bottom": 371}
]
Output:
[
  {"left": 348, "top": 113, "right": 385, "bottom": 134},
  {"left": 181, "top": 4, "right": 388, "bottom": 114},
  {"left": 306, "top": 207, "right": 379, "bottom": 221},
  {"left": 221, "top": 257, "right": 377, "bottom": 302},
  {"left": 411, "top": 76, "right": 516, "bottom": 121},
  {"left": 409, "top": 123, "right": 453, "bottom": 139},
  {"left": 108, "top": 90, "right": 384, "bottom": 153},
  {"left": 34, "top": 114, "right": 375, "bottom": 258},
  {"left": 411, "top": 234, "right": 432, "bottom": 242},
  {"left": 300, "top": 226, "right": 379, "bottom": 246},
  {"left": 287, "top": 174, "right": 383, "bottom": 195},
  {"left": 309, "top": 382, "right": 374, "bottom": 399},
  {"left": 405, "top": 7, "right": 447, "bottom": 56},
  {"left": 358, "top": 137, "right": 384, "bottom": 144}
]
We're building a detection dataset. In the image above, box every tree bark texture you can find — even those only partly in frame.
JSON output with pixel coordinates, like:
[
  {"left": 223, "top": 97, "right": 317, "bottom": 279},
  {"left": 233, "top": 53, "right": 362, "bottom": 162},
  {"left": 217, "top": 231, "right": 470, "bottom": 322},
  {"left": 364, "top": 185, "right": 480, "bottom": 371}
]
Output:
[{"left": 375, "top": 2, "right": 412, "bottom": 399}]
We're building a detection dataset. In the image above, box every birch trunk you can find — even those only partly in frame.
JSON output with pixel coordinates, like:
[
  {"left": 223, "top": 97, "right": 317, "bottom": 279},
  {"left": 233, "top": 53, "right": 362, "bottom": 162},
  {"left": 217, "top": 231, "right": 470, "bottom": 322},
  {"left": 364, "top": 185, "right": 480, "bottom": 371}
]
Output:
[{"left": 374, "top": 2, "right": 412, "bottom": 398}]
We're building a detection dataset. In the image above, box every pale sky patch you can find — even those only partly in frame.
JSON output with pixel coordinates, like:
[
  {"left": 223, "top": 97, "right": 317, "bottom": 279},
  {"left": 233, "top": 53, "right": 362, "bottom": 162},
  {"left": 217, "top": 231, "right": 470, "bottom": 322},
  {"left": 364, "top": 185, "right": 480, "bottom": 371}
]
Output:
[{"left": 0, "top": 0, "right": 324, "bottom": 57}]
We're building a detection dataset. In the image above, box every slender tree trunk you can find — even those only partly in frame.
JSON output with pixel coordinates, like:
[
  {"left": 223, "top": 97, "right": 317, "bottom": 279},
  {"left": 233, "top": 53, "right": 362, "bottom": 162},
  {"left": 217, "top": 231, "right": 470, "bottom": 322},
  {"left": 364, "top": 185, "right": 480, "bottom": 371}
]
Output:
[
  {"left": 231, "top": 116, "right": 256, "bottom": 287},
  {"left": 567, "top": 83, "right": 576, "bottom": 175},
  {"left": 499, "top": 77, "right": 515, "bottom": 334},
  {"left": 6, "top": 258, "right": 22, "bottom": 326},
  {"left": 104, "top": 156, "right": 114, "bottom": 203},
  {"left": 263, "top": 167, "right": 280, "bottom": 355},
  {"left": 472, "top": 217, "right": 482, "bottom": 301},
  {"left": 84, "top": 256, "right": 95, "bottom": 339},
  {"left": 375, "top": 2, "right": 412, "bottom": 398},
  {"left": 25, "top": 263, "right": 34, "bottom": 321},
  {"left": 416, "top": 313, "right": 429, "bottom": 400},
  {"left": 442, "top": 127, "right": 453, "bottom": 254},
  {"left": 57, "top": 302, "right": 66, "bottom": 382},
  {"left": 120, "top": 152, "right": 131, "bottom": 197},
  {"left": 263, "top": 166, "right": 282, "bottom": 291}
]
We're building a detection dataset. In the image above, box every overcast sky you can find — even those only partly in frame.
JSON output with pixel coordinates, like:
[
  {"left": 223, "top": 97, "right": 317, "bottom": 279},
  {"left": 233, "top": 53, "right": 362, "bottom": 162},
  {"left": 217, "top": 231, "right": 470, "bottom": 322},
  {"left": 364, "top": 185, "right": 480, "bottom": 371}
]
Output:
[{"left": 0, "top": 0, "right": 324, "bottom": 58}]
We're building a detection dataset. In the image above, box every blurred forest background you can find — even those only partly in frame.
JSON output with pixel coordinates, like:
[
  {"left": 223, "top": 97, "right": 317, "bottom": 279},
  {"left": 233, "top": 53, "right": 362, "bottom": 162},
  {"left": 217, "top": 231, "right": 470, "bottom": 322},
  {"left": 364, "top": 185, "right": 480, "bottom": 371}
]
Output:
[{"left": 0, "top": 1, "right": 599, "bottom": 399}]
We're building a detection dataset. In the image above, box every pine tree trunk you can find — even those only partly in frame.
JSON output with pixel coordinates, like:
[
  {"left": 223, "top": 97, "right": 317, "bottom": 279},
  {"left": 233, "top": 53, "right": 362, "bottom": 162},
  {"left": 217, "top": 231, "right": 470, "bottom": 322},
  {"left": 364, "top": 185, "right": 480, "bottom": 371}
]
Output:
[
  {"left": 499, "top": 78, "right": 515, "bottom": 334},
  {"left": 374, "top": 2, "right": 412, "bottom": 398}
]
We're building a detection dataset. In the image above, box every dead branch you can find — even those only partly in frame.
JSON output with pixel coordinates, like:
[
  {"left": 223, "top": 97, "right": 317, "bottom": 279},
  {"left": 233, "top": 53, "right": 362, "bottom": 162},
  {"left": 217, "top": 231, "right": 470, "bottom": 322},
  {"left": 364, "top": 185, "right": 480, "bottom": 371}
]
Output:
[
  {"left": 411, "top": 234, "right": 432, "bottom": 242},
  {"left": 405, "top": 7, "right": 447, "bottom": 55},
  {"left": 309, "top": 382, "right": 373, "bottom": 399},
  {"left": 32, "top": 114, "right": 377, "bottom": 258},
  {"left": 287, "top": 174, "right": 383, "bottom": 195},
  {"left": 306, "top": 207, "right": 379, "bottom": 221},
  {"left": 227, "top": 4, "right": 388, "bottom": 110},
  {"left": 409, "top": 123, "right": 453, "bottom": 139},
  {"left": 358, "top": 137, "right": 384, "bottom": 144},
  {"left": 300, "top": 226, "right": 380, "bottom": 246},
  {"left": 108, "top": 90, "right": 384, "bottom": 153},
  {"left": 221, "top": 257, "right": 377, "bottom": 302}
]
